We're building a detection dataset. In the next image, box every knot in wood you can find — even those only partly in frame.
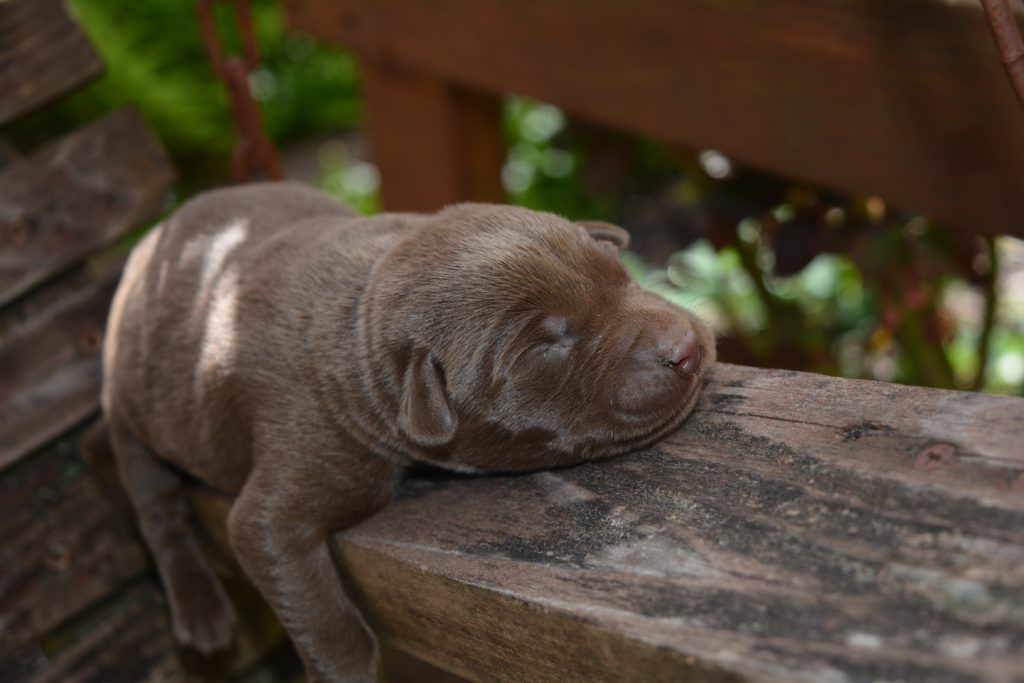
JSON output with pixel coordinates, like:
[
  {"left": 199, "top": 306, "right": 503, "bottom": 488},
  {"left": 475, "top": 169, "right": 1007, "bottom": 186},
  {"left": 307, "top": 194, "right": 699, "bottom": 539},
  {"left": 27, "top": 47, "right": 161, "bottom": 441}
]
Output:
[
  {"left": 77, "top": 324, "right": 103, "bottom": 354},
  {"left": 914, "top": 442, "right": 955, "bottom": 470}
]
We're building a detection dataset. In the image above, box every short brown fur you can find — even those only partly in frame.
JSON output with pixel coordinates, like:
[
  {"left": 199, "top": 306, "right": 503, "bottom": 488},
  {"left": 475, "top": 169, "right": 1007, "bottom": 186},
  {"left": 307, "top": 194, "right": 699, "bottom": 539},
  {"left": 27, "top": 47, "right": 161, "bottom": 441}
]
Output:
[{"left": 99, "top": 182, "right": 715, "bottom": 682}]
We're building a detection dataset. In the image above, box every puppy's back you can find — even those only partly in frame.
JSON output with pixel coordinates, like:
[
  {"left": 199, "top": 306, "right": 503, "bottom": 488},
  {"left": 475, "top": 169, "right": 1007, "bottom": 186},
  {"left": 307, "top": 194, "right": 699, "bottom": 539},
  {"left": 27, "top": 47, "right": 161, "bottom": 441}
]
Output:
[{"left": 102, "top": 183, "right": 362, "bottom": 490}]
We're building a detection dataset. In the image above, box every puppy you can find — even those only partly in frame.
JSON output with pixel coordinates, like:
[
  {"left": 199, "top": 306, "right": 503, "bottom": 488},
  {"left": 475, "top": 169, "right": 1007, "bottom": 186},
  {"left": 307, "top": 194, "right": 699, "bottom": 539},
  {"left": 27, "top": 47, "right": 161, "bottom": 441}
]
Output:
[{"left": 99, "top": 182, "right": 715, "bottom": 682}]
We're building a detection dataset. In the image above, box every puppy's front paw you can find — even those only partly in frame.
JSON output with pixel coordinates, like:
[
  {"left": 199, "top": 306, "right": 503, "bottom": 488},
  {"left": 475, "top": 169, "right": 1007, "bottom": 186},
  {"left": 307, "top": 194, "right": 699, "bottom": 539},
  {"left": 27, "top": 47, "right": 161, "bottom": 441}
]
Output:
[{"left": 166, "top": 566, "right": 238, "bottom": 655}]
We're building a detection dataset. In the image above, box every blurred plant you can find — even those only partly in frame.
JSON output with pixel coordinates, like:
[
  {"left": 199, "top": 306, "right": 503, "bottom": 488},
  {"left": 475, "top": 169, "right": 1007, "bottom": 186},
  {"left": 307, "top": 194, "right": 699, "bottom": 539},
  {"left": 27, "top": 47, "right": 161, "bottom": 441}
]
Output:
[
  {"left": 320, "top": 153, "right": 381, "bottom": 215},
  {"left": 502, "top": 99, "right": 610, "bottom": 219}
]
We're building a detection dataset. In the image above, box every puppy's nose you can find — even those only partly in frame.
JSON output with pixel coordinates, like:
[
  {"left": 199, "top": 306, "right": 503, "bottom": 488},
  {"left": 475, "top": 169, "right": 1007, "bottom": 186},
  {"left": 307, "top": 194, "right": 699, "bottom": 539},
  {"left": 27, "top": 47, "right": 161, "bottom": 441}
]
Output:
[{"left": 657, "top": 328, "right": 700, "bottom": 374}]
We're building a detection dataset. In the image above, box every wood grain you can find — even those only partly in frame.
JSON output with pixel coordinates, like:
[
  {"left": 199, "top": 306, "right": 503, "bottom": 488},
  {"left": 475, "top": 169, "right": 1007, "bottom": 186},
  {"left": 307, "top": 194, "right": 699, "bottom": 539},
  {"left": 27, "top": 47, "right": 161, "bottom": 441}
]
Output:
[
  {"left": 327, "top": 364, "right": 1024, "bottom": 682},
  {"left": 0, "top": 255, "right": 123, "bottom": 470},
  {"left": 360, "top": 59, "right": 505, "bottom": 211},
  {"left": 21, "top": 581, "right": 187, "bottom": 683},
  {"left": 0, "top": 433, "right": 148, "bottom": 653},
  {"left": 0, "top": 0, "right": 104, "bottom": 125},
  {"left": 0, "top": 107, "right": 175, "bottom": 307},
  {"left": 287, "top": 0, "right": 1024, "bottom": 237},
  {"left": 0, "top": 248, "right": 124, "bottom": 345},
  {"left": 0, "top": 441, "right": 292, "bottom": 682}
]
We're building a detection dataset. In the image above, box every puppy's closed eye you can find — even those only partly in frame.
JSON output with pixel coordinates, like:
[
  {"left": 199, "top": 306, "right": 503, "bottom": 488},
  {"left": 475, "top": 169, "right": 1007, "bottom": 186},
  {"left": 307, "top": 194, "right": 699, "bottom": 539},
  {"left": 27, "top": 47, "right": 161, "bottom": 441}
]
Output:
[
  {"left": 535, "top": 336, "right": 575, "bottom": 358},
  {"left": 531, "top": 316, "right": 578, "bottom": 359}
]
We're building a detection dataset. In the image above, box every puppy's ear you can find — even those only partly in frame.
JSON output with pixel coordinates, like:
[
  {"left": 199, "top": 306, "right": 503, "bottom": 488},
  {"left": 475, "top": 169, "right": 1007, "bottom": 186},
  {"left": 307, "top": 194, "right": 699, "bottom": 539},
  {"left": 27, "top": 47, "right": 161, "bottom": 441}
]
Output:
[
  {"left": 398, "top": 348, "right": 456, "bottom": 447},
  {"left": 578, "top": 220, "right": 630, "bottom": 251}
]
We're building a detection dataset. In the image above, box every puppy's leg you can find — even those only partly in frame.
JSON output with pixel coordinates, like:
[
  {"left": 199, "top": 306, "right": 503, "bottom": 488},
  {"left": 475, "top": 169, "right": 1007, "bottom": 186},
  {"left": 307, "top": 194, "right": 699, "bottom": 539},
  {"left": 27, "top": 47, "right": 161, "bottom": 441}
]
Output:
[
  {"left": 227, "top": 460, "right": 392, "bottom": 683},
  {"left": 108, "top": 416, "right": 237, "bottom": 653}
]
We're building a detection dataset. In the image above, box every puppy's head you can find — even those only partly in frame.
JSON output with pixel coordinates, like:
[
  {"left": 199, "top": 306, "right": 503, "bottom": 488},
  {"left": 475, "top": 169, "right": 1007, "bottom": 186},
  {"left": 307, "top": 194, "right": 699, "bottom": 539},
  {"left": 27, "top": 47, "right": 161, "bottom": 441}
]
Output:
[{"left": 364, "top": 204, "right": 715, "bottom": 471}]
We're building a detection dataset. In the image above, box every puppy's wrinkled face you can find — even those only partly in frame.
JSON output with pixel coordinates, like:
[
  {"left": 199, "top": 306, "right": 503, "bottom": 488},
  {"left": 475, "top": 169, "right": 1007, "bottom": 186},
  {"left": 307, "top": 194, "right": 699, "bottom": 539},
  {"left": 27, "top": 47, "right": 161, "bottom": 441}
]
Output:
[{"left": 385, "top": 205, "right": 715, "bottom": 472}]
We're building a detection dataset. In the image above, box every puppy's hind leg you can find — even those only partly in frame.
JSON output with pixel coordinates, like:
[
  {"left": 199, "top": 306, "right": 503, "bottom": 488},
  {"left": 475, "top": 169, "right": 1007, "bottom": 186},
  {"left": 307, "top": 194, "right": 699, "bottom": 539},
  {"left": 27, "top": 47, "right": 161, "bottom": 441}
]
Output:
[{"left": 108, "top": 416, "right": 237, "bottom": 654}]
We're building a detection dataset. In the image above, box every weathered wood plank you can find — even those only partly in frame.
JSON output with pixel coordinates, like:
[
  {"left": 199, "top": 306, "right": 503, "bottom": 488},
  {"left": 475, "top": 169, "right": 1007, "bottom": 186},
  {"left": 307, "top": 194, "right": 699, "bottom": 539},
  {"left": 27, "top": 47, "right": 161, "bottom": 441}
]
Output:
[
  {"left": 0, "top": 432, "right": 148, "bottom": 653},
  {"left": 0, "top": 257, "right": 123, "bottom": 470},
  {"left": 21, "top": 581, "right": 187, "bottom": 683},
  {"left": 0, "top": 106, "right": 175, "bottom": 306},
  {"left": 0, "top": 444, "right": 289, "bottom": 682},
  {"left": 0, "top": 0, "right": 105, "bottom": 125},
  {"left": 322, "top": 364, "right": 1024, "bottom": 683},
  {"left": 360, "top": 59, "right": 505, "bottom": 211},
  {"left": 24, "top": 578, "right": 287, "bottom": 682},
  {"left": 0, "top": 247, "right": 124, "bottom": 345},
  {"left": 287, "top": 0, "right": 1024, "bottom": 237}
]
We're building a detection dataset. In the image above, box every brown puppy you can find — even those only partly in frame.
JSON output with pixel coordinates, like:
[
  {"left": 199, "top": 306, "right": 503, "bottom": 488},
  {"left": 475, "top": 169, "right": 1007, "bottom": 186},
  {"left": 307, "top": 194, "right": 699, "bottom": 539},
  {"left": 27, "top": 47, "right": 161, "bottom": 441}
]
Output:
[{"left": 100, "top": 182, "right": 715, "bottom": 682}]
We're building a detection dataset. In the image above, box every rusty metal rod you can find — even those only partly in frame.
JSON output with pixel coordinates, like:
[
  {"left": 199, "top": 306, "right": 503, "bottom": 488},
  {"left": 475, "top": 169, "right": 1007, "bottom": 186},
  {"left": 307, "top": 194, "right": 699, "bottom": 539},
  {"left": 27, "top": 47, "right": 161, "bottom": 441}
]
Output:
[{"left": 981, "top": 0, "right": 1024, "bottom": 113}]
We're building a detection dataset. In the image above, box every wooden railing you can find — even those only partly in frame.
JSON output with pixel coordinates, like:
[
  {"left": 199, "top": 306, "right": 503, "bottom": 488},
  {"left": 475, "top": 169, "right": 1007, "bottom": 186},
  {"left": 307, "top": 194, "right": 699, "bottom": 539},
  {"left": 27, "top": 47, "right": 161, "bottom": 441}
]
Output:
[
  {"left": 188, "top": 363, "right": 1024, "bottom": 682},
  {"left": 285, "top": 0, "right": 1024, "bottom": 241}
]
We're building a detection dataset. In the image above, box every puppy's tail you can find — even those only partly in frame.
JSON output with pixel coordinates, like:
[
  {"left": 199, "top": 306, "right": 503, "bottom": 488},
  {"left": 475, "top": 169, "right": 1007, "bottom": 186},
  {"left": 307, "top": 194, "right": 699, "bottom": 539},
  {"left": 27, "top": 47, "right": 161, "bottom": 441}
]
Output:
[{"left": 81, "top": 415, "right": 113, "bottom": 464}]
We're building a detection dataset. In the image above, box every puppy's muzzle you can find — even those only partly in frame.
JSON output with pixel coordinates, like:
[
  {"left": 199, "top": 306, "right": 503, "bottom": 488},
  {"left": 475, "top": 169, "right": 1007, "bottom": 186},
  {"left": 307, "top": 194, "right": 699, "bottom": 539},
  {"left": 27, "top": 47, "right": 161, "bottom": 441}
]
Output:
[{"left": 613, "top": 318, "right": 705, "bottom": 416}]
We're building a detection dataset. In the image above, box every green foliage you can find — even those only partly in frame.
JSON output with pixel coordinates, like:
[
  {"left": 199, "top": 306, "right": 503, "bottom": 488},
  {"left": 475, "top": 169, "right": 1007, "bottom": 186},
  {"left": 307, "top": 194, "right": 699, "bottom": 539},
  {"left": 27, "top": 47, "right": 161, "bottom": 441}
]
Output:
[
  {"left": 320, "top": 155, "right": 381, "bottom": 215},
  {"left": 10, "top": 0, "right": 359, "bottom": 189},
  {"left": 503, "top": 99, "right": 612, "bottom": 219}
]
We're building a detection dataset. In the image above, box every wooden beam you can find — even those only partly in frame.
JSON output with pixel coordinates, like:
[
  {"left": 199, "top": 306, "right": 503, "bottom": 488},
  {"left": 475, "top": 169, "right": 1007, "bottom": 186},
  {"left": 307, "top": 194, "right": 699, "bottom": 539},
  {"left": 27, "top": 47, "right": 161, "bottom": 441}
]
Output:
[
  {"left": 0, "top": 0, "right": 105, "bottom": 125},
  {"left": 189, "top": 363, "right": 1024, "bottom": 682},
  {"left": 0, "top": 254, "right": 123, "bottom": 470},
  {"left": 0, "top": 436, "right": 292, "bottom": 682},
  {"left": 0, "top": 107, "right": 175, "bottom": 307},
  {"left": 360, "top": 59, "right": 505, "bottom": 211},
  {"left": 0, "top": 432, "right": 148, "bottom": 651},
  {"left": 286, "top": 0, "right": 1024, "bottom": 237},
  {"left": 13, "top": 583, "right": 184, "bottom": 683}
]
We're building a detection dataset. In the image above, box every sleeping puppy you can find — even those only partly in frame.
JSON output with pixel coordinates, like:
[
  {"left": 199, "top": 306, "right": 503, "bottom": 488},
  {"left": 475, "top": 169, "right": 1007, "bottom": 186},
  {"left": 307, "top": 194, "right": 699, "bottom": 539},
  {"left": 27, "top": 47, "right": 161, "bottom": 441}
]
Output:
[{"left": 99, "top": 182, "right": 715, "bottom": 682}]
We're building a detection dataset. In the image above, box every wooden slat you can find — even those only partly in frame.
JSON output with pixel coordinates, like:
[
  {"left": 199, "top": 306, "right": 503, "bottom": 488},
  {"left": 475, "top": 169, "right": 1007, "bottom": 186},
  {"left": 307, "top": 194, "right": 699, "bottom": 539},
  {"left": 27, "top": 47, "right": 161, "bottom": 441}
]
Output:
[
  {"left": 0, "top": 107, "right": 175, "bottom": 307},
  {"left": 0, "top": 442, "right": 290, "bottom": 682},
  {"left": 0, "top": 256, "right": 123, "bottom": 470},
  {"left": 0, "top": 247, "right": 124, "bottom": 344},
  {"left": 287, "top": 0, "right": 1024, "bottom": 237},
  {"left": 360, "top": 59, "right": 505, "bottom": 211},
  {"left": 0, "top": 433, "right": 148, "bottom": 652},
  {"left": 20, "top": 582, "right": 187, "bottom": 683},
  {"left": 0, "top": 0, "right": 105, "bottom": 125},
  {"left": 318, "top": 364, "right": 1023, "bottom": 682},
  {"left": 27, "top": 567, "right": 292, "bottom": 682}
]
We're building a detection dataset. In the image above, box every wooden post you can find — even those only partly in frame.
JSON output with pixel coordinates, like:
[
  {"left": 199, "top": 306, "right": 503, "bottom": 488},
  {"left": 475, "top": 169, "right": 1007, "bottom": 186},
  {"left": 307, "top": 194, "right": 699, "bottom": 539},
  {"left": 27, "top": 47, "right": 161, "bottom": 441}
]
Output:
[{"left": 359, "top": 59, "right": 505, "bottom": 212}]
